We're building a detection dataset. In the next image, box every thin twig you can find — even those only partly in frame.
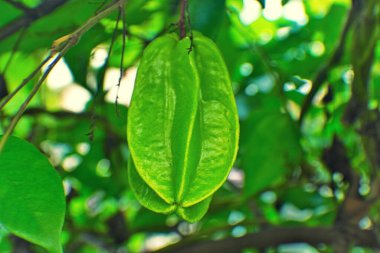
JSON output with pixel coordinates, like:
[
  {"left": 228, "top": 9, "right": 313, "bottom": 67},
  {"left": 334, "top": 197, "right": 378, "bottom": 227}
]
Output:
[
  {"left": 115, "top": 1, "right": 127, "bottom": 116},
  {"left": 88, "top": 6, "right": 121, "bottom": 141},
  {"left": 1, "top": 0, "right": 125, "bottom": 111},
  {"left": 298, "top": 2, "right": 359, "bottom": 124},
  {"left": 0, "top": 51, "right": 65, "bottom": 152},
  {"left": 0, "top": 0, "right": 126, "bottom": 151},
  {"left": 0, "top": 53, "right": 54, "bottom": 110},
  {"left": 1, "top": 0, "right": 126, "bottom": 110},
  {"left": 1, "top": 26, "right": 28, "bottom": 74},
  {"left": 97, "top": 6, "right": 121, "bottom": 93},
  {"left": 52, "top": 0, "right": 124, "bottom": 53},
  {"left": 21, "top": 107, "right": 121, "bottom": 139}
]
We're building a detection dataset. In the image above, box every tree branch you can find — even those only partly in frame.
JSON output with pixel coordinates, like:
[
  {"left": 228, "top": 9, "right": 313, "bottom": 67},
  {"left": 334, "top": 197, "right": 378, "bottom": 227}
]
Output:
[
  {"left": 21, "top": 107, "right": 124, "bottom": 140},
  {"left": 298, "top": 0, "right": 361, "bottom": 124},
  {"left": 156, "top": 226, "right": 380, "bottom": 253},
  {"left": 0, "top": 0, "right": 125, "bottom": 151},
  {"left": 0, "top": 51, "right": 64, "bottom": 152},
  {"left": 0, "top": 0, "right": 68, "bottom": 42}
]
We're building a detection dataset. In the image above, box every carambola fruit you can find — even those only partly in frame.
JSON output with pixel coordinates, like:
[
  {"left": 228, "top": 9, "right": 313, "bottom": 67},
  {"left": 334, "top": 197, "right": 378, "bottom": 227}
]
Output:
[{"left": 127, "top": 31, "right": 239, "bottom": 222}]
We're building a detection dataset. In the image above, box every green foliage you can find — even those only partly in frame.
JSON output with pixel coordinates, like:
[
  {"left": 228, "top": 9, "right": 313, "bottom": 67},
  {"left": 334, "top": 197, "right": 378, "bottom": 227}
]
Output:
[
  {"left": 1, "top": 0, "right": 380, "bottom": 252},
  {"left": 0, "top": 136, "right": 65, "bottom": 253},
  {"left": 241, "top": 96, "right": 302, "bottom": 196}
]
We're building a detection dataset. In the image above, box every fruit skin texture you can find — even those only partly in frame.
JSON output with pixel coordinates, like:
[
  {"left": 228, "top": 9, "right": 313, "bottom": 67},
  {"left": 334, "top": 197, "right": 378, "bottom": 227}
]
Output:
[{"left": 127, "top": 31, "right": 239, "bottom": 222}]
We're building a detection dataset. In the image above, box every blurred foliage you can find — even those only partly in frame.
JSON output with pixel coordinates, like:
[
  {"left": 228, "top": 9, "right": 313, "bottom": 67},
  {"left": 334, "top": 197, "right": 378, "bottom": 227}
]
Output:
[{"left": 1, "top": 0, "right": 380, "bottom": 252}]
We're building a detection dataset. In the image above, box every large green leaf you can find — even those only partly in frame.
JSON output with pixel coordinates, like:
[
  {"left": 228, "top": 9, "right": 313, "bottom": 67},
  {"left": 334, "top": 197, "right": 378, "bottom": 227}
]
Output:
[
  {"left": 0, "top": 136, "right": 65, "bottom": 253},
  {"left": 241, "top": 105, "right": 303, "bottom": 196}
]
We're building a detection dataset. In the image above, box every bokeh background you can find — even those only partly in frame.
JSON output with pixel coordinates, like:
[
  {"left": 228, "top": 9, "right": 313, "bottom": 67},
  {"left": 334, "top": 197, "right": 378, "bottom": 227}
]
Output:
[{"left": 1, "top": 0, "right": 380, "bottom": 252}]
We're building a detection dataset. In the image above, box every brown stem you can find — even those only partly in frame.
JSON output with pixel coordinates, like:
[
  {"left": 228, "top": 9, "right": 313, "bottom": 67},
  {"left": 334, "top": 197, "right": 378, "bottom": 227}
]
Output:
[
  {"left": 115, "top": 2, "right": 127, "bottom": 116},
  {"left": 179, "top": 0, "right": 188, "bottom": 39}
]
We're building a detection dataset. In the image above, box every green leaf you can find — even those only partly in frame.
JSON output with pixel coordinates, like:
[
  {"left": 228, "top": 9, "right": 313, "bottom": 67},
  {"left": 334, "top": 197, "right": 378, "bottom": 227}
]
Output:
[
  {"left": 0, "top": 136, "right": 65, "bottom": 253},
  {"left": 127, "top": 32, "right": 239, "bottom": 219},
  {"left": 241, "top": 105, "right": 302, "bottom": 196},
  {"left": 0, "top": 2, "right": 22, "bottom": 26}
]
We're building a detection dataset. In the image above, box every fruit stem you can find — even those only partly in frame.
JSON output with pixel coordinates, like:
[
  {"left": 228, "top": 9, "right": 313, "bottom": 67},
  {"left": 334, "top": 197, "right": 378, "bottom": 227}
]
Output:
[{"left": 179, "top": 0, "right": 188, "bottom": 39}]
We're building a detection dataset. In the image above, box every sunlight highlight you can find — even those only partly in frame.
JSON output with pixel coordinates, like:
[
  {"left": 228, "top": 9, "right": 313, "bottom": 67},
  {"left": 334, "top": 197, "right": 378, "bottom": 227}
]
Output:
[
  {"left": 44, "top": 57, "right": 73, "bottom": 90},
  {"left": 104, "top": 67, "right": 137, "bottom": 107},
  {"left": 263, "top": 0, "right": 282, "bottom": 21},
  {"left": 239, "top": 0, "right": 262, "bottom": 25},
  {"left": 60, "top": 84, "right": 91, "bottom": 112},
  {"left": 283, "top": 0, "right": 308, "bottom": 25}
]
